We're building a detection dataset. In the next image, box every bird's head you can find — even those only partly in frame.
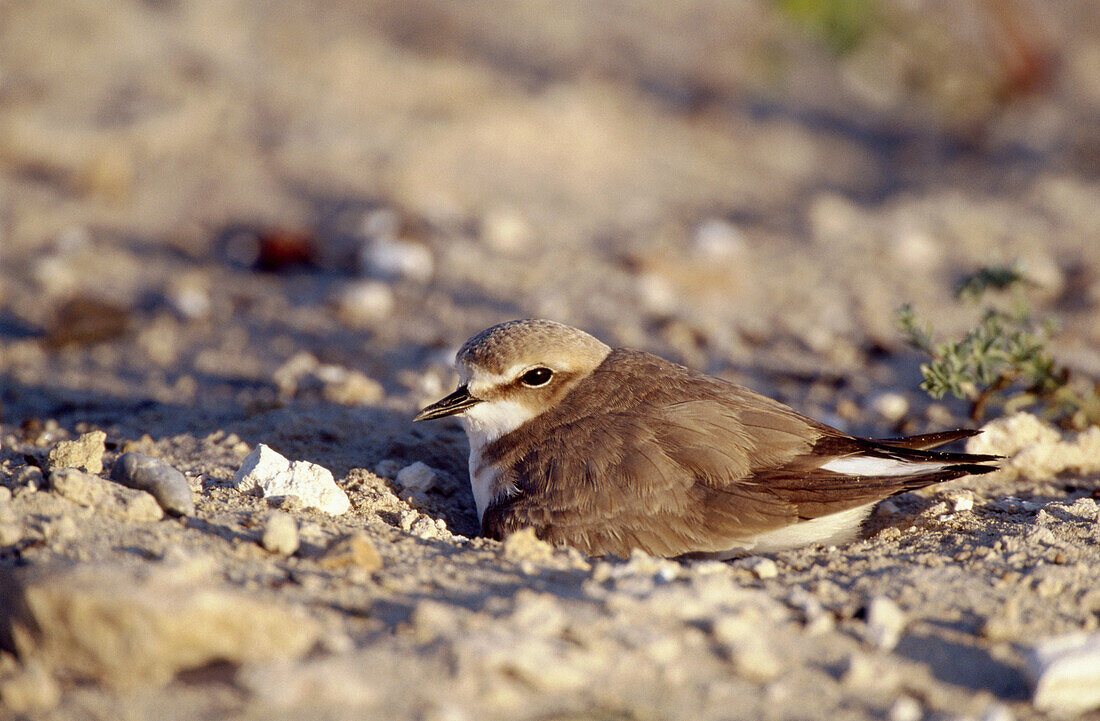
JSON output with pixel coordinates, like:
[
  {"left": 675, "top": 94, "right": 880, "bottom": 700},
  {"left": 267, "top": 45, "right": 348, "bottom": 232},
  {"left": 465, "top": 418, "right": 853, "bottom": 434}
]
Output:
[{"left": 413, "top": 319, "right": 611, "bottom": 444}]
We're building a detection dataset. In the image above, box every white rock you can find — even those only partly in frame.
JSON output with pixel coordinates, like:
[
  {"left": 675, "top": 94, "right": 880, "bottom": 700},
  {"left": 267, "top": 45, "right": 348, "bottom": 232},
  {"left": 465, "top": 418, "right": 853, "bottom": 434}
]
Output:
[
  {"left": 979, "top": 702, "right": 1014, "bottom": 721},
  {"left": 888, "top": 695, "right": 921, "bottom": 721},
  {"left": 944, "top": 490, "right": 974, "bottom": 513},
  {"left": 871, "top": 392, "right": 909, "bottom": 422},
  {"left": 359, "top": 237, "right": 433, "bottom": 283},
  {"left": 890, "top": 227, "right": 942, "bottom": 271},
  {"left": 262, "top": 511, "right": 300, "bottom": 555},
  {"left": 167, "top": 276, "right": 212, "bottom": 320},
  {"left": 839, "top": 653, "right": 877, "bottom": 688},
  {"left": 1026, "top": 631, "right": 1100, "bottom": 715},
  {"left": 866, "top": 595, "right": 906, "bottom": 651},
  {"left": 395, "top": 462, "right": 438, "bottom": 493},
  {"left": 637, "top": 273, "right": 678, "bottom": 315},
  {"left": 748, "top": 557, "right": 779, "bottom": 580},
  {"left": 360, "top": 208, "right": 401, "bottom": 238},
  {"left": 482, "top": 206, "right": 532, "bottom": 253},
  {"left": 233, "top": 445, "right": 350, "bottom": 515},
  {"left": 693, "top": 218, "right": 746, "bottom": 261},
  {"left": 333, "top": 280, "right": 395, "bottom": 324}
]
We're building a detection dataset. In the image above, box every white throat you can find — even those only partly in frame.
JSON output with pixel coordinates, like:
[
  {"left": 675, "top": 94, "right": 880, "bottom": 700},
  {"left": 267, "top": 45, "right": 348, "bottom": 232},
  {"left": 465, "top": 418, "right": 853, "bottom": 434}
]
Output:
[{"left": 459, "top": 399, "right": 540, "bottom": 523}]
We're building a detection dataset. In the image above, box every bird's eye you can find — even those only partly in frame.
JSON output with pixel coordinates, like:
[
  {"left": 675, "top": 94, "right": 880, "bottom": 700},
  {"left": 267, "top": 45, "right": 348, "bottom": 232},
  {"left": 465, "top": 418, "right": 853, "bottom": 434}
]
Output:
[{"left": 519, "top": 367, "right": 553, "bottom": 387}]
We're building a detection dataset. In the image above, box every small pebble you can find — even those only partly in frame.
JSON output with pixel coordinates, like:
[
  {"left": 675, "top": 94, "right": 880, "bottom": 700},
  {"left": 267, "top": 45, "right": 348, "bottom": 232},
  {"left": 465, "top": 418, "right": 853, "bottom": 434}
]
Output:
[
  {"left": 888, "top": 695, "right": 921, "bottom": 721},
  {"left": 875, "top": 499, "right": 900, "bottom": 517},
  {"left": 866, "top": 595, "right": 906, "bottom": 651},
  {"left": 47, "top": 430, "right": 106, "bottom": 474},
  {"left": 747, "top": 557, "right": 779, "bottom": 580},
  {"left": 840, "top": 653, "right": 877, "bottom": 688},
  {"left": 316, "top": 533, "right": 382, "bottom": 572},
  {"left": 333, "top": 280, "right": 395, "bottom": 324},
  {"left": 111, "top": 453, "right": 195, "bottom": 516},
  {"left": 359, "top": 237, "right": 433, "bottom": 283},
  {"left": 890, "top": 228, "right": 942, "bottom": 271},
  {"left": 693, "top": 218, "right": 746, "bottom": 261},
  {"left": 871, "top": 392, "right": 909, "bottom": 422},
  {"left": 261, "top": 512, "right": 299, "bottom": 556},
  {"left": 979, "top": 702, "right": 1014, "bottom": 721},
  {"left": 0, "top": 662, "right": 61, "bottom": 713},
  {"left": 991, "top": 497, "right": 1039, "bottom": 514},
  {"left": 502, "top": 527, "right": 555, "bottom": 564},
  {"left": 637, "top": 273, "right": 677, "bottom": 316},
  {"left": 0, "top": 522, "right": 23, "bottom": 546},
  {"left": 945, "top": 490, "right": 974, "bottom": 513},
  {"left": 167, "top": 281, "right": 211, "bottom": 320},
  {"left": 481, "top": 206, "right": 532, "bottom": 254},
  {"left": 14, "top": 466, "right": 44, "bottom": 491},
  {"left": 396, "top": 462, "right": 438, "bottom": 493}
]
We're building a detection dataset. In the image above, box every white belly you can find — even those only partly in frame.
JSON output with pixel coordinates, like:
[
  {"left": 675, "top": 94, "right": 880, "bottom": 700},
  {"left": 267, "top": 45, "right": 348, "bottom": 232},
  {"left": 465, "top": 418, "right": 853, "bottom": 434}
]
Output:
[{"left": 702, "top": 503, "right": 877, "bottom": 559}]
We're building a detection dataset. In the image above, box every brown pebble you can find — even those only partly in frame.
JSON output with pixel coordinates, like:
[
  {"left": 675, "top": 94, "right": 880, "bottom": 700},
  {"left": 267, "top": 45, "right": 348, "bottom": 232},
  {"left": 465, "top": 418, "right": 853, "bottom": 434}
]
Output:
[
  {"left": 316, "top": 533, "right": 382, "bottom": 572},
  {"left": 45, "top": 297, "right": 130, "bottom": 348}
]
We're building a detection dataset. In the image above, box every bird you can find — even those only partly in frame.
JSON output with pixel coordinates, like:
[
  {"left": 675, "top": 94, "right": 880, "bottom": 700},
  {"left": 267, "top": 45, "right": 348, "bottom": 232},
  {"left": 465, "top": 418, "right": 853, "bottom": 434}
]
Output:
[{"left": 413, "top": 319, "right": 1000, "bottom": 558}]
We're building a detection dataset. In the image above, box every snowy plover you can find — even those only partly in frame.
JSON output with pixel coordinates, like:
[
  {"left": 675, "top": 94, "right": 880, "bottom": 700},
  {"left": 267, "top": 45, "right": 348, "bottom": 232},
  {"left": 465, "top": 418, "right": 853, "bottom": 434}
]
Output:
[{"left": 415, "top": 319, "right": 999, "bottom": 558}]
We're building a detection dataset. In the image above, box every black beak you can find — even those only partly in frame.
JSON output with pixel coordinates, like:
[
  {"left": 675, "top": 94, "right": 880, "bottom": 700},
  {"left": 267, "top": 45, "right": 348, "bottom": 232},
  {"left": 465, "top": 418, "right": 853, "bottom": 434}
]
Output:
[{"left": 413, "top": 385, "right": 482, "bottom": 422}]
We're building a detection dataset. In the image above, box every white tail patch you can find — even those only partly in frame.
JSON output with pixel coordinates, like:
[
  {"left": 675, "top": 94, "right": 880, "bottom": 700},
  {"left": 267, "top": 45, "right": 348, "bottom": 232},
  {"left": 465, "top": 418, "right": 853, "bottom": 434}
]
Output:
[{"left": 820, "top": 456, "right": 947, "bottom": 477}]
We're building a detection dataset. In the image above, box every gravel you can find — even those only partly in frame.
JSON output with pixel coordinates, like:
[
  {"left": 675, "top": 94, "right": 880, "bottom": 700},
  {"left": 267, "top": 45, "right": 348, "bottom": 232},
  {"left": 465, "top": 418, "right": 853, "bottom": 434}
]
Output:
[{"left": 2, "top": 2, "right": 1099, "bottom": 719}]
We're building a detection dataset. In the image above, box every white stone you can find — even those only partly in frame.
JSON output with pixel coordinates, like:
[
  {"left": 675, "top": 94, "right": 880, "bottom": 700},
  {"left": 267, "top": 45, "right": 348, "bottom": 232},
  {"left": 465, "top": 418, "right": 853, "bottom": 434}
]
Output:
[
  {"left": 482, "top": 206, "right": 532, "bottom": 253},
  {"left": 334, "top": 280, "right": 394, "bottom": 324},
  {"left": 693, "top": 218, "right": 746, "bottom": 261},
  {"left": 945, "top": 490, "right": 974, "bottom": 513},
  {"left": 866, "top": 595, "right": 906, "bottom": 651},
  {"left": 890, "top": 227, "right": 942, "bottom": 271},
  {"left": 748, "top": 557, "right": 779, "bottom": 580},
  {"left": 395, "top": 462, "right": 438, "bottom": 493},
  {"left": 637, "top": 273, "right": 677, "bottom": 315},
  {"left": 888, "top": 695, "right": 921, "bottom": 721},
  {"left": 979, "top": 702, "right": 1015, "bottom": 721},
  {"left": 1026, "top": 631, "right": 1100, "bottom": 715},
  {"left": 359, "top": 237, "right": 433, "bottom": 283},
  {"left": 167, "top": 277, "right": 212, "bottom": 320},
  {"left": 262, "top": 511, "right": 300, "bottom": 555},
  {"left": 360, "top": 208, "right": 401, "bottom": 238},
  {"left": 871, "top": 392, "right": 909, "bottom": 422},
  {"left": 233, "top": 444, "right": 350, "bottom": 515}
]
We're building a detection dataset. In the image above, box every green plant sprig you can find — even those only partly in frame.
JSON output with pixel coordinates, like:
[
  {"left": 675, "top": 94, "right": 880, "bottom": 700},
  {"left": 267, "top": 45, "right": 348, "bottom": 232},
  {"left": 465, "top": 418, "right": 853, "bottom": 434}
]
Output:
[{"left": 897, "top": 264, "right": 1100, "bottom": 429}]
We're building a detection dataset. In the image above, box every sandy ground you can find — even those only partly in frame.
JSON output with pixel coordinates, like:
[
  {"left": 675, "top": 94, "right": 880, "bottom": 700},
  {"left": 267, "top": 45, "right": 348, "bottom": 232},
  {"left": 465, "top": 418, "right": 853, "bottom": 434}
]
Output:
[{"left": 2, "top": 1, "right": 1100, "bottom": 719}]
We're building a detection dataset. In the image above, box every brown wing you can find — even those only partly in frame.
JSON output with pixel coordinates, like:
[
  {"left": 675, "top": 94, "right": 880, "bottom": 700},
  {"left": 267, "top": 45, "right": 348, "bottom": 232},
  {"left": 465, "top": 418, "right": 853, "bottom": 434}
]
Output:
[
  {"left": 481, "top": 348, "right": 998, "bottom": 558},
  {"left": 480, "top": 349, "right": 809, "bottom": 556}
]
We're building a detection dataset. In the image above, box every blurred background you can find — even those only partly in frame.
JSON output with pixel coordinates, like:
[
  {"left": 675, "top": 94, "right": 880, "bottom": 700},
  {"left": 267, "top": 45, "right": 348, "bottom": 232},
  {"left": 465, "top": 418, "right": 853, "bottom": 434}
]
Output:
[{"left": 1, "top": 0, "right": 1099, "bottom": 440}]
